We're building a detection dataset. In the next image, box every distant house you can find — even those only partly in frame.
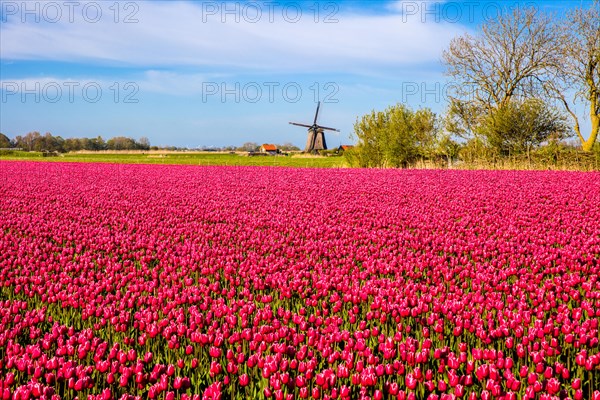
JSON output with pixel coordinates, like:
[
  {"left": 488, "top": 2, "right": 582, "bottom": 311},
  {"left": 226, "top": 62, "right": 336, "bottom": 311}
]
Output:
[
  {"left": 259, "top": 144, "right": 278, "bottom": 155},
  {"left": 337, "top": 145, "right": 354, "bottom": 152}
]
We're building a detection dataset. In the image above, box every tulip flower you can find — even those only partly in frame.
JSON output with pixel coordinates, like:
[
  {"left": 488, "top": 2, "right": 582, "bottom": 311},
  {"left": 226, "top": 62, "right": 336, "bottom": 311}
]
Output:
[{"left": 406, "top": 374, "right": 417, "bottom": 390}]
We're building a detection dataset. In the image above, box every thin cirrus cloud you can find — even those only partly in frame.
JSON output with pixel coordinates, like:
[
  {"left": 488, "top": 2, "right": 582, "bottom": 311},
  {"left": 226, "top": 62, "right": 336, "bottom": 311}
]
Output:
[
  {"left": 0, "top": 1, "right": 467, "bottom": 75},
  {"left": 0, "top": 72, "right": 207, "bottom": 97}
]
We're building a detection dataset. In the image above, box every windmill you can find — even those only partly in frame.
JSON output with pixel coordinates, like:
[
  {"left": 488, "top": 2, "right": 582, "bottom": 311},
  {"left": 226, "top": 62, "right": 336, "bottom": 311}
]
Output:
[{"left": 289, "top": 101, "right": 340, "bottom": 153}]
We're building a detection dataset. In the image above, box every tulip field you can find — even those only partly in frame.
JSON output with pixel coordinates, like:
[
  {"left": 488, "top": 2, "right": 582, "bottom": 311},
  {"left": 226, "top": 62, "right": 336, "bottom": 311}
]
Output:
[{"left": 1, "top": 162, "right": 600, "bottom": 400}]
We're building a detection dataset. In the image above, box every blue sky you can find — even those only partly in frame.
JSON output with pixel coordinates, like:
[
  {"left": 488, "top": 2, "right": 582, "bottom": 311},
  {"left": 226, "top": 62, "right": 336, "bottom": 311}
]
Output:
[{"left": 0, "top": 0, "right": 593, "bottom": 148}]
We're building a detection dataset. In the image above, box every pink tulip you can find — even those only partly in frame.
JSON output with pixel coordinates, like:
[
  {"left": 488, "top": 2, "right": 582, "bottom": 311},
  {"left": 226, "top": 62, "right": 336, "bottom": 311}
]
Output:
[
  {"left": 239, "top": 374, "right": 249, "bottom": 387},
  {"left": 406, "top": 374, "right": 417, "bottom": 390}
]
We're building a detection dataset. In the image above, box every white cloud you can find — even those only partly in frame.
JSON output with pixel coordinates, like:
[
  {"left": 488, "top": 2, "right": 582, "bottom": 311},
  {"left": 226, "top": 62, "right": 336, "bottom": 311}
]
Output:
[
  {"left": 0, "top": 1, "right": 467, "bottom": 74},
  {"left": 0, "top": 71, "right": 217, "bottom": 97},
  {"left": 0, "top": 76, "right": 114, "bottom": 99}
]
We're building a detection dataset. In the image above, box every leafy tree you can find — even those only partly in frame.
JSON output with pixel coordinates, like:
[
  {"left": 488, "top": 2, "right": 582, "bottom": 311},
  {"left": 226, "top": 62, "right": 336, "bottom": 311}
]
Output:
[
  {"left": 479, "top": 99, "right": 570, "bottom": 157},
  {"left": 436, "top": 134, "right": 461, "bottom": 166},
  {"left": 346, "top": 104, "right": 438, "bottom": 168},
  {"left": 14, "top": 132, "right": 41, "bottom": 151},
  {"left": 0, "top": 133, "right": 12, "bottom": 148},
  {"left": 107, "top": 136, "right": 138, "bottom": 150},
  {"left": 79, "top": 136, "right": 107, "bottom": 151},
  {"left": 412, "top": 108, "right": 439, "bottom": 159},
  {"left": 63, "top": 138, "right": 83, "bottom": 152},
  {"left": 9, "top": 132, "right": 66, "bottom": 152},
  {"left": 459, "top": 137, "right": 496, "bottom": 164},
  {"left": 444, "top": 100, "right": 486, "bottom": 140},
  {"left": 34, "top": 133, "right": 65, "bottom": 152}
]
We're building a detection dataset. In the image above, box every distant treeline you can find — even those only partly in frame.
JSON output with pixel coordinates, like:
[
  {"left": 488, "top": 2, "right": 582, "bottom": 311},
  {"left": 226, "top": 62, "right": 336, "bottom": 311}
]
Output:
[
  {"left": 0, "top": 133, "right": 302, "bottom": 154},
  {"left": 0, "top": 132, "right": 150, "bottom": 153}
]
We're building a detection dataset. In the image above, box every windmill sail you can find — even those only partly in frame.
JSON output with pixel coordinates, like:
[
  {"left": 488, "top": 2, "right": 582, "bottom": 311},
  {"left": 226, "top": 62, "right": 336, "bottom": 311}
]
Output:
[{"left": 289, "top": 102, "right": 339, "bottom": 153}]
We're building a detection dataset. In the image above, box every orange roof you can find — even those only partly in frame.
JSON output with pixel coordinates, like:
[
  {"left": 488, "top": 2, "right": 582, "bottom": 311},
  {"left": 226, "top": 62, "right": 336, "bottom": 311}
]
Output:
[
  {"left": 341, "top": 145, "right": 354, "bottom": 150},
  {"left": 261, "top": 144, "right": 277, "bottom": 151}
]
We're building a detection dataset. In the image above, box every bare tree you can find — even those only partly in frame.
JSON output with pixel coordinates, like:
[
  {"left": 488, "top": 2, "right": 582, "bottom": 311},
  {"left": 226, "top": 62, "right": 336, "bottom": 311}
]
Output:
[
  {"left": 238, "top": 142, "right": 259, "bottom": 152},
  {"left": 546, "top": 4, "right": 599, "bottom": 152},
  {"left": 443, "top": 6, "right": 561, "bottom": 137},
  {"left": 137, "top": 137, "right": 151, "bottom": 150}
]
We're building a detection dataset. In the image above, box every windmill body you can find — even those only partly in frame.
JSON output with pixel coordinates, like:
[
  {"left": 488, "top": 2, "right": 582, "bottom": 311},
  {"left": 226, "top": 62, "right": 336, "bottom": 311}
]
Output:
[
  {"left": 289, "top": 102, "right": 339, "bottom": 153},
  {"left": 305, "top": 128, "right": 327, "bottom": 152}
]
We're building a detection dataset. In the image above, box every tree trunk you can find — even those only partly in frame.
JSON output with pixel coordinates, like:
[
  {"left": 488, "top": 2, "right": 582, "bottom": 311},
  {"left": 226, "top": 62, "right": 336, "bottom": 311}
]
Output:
[{"left": 581, "top": 115, "right": 599, "bottom": 152}]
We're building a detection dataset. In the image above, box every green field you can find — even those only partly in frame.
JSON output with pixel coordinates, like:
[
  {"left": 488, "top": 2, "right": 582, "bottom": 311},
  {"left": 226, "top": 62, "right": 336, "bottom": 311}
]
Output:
[{"left": 0, "top": 151, "right": 347, "bottom": 168}]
